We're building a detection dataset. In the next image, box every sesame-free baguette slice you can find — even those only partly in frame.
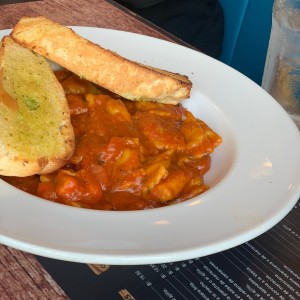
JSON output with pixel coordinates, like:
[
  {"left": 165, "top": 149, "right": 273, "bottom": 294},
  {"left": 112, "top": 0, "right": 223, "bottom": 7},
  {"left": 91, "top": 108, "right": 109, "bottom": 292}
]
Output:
[
  {"left": 11, "top": 16, "right": 192, "bottom": 104},
  {"left": 0, "top": 36, "right": 74, "bottom": 176}
]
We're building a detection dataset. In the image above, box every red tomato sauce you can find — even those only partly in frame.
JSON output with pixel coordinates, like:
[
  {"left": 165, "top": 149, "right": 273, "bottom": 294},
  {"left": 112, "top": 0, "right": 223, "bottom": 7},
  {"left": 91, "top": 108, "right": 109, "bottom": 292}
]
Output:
[{"left": 2, "top": 71, "right": 222, "bottom": 211}]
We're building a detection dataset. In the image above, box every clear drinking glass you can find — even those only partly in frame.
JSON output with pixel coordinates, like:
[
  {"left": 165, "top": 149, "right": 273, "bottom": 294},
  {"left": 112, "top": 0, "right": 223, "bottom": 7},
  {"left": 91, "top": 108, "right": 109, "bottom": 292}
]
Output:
[{"left": 262, "top": 0, "right": 300, "bottom": 128}]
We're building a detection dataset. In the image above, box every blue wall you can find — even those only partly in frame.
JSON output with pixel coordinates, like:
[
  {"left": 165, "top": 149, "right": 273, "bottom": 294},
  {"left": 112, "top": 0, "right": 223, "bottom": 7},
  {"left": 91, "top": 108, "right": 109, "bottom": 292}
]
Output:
[{"left": 218, "top": 0, "right": 274, "bottom": 85}]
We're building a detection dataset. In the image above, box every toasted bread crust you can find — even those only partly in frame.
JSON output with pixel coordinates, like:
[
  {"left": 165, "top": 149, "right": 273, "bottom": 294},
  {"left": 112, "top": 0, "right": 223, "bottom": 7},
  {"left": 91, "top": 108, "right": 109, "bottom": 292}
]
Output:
[
  {"left": 11, "top": 16, "right": 192, "bottom": 104},
  {"left": 0, "top": 36, "right": 75, "bottom": 176}
]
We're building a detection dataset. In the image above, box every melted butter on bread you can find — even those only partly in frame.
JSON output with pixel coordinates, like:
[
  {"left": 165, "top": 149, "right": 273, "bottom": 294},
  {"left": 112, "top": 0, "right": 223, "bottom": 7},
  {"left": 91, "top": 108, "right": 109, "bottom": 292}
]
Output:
[{"left": 0, "top": 69, "right": 18, "bottom": 110}]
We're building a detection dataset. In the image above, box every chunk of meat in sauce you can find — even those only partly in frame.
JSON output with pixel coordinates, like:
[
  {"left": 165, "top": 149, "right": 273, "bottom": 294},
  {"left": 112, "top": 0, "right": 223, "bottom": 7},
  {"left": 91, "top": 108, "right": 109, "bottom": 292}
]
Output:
[
  {"left": 37, "top": 169, "right": 102, "bottom": 205},
  {"left": 181, "top": 111, "right": 221, "bottom": 158},
  {"left": 134, "top": 111, "right": 185, "bottom": 151}
]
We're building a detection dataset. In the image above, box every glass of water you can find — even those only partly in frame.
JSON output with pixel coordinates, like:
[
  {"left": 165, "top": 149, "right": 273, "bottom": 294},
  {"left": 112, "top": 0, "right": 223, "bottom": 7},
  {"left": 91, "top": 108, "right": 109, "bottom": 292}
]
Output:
[{"left": 262, "top": 0, "right": 300, "bottom": 128}]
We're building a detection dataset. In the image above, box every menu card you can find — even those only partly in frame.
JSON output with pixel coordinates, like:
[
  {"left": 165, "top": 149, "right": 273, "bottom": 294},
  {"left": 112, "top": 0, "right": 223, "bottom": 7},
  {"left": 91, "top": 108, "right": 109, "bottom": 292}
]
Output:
[{"left": 36, "top": 199, "right": 300, "bottom": 299}]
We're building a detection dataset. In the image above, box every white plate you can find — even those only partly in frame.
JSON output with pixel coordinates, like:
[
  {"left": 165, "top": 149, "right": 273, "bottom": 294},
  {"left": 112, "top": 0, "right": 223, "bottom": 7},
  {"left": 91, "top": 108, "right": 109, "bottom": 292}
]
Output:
[{"left": 0, "top": 27, "right": 300, "bottom": 265}]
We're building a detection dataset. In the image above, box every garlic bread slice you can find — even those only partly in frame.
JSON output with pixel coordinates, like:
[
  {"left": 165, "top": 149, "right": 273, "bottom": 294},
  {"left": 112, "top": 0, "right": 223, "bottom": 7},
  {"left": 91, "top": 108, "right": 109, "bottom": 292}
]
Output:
[
  {"left": 0, "top": 36, "right": 74, "bottom": 176},
  {"left": 11, "top": 16, "right": 192, "bottom": 104}
]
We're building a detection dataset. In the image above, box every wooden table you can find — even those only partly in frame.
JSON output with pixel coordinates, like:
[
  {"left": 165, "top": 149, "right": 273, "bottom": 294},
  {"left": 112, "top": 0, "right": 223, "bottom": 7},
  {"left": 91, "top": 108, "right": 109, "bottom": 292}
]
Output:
[{"left": 0, "top": 1, "right": 187, "bottom": 298}]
